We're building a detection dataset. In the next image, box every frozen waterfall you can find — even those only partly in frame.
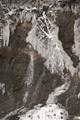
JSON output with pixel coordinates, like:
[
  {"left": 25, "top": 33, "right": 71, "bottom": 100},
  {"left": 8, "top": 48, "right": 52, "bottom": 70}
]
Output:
[{"left": 26, "top": 12, "right": 75, "bottom": 76}]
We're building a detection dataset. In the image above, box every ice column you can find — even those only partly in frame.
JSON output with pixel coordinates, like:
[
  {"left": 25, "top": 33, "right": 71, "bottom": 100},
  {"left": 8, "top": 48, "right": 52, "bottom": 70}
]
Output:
[{"left": 23, "top": 53, "right": 34, "bottom": 103}]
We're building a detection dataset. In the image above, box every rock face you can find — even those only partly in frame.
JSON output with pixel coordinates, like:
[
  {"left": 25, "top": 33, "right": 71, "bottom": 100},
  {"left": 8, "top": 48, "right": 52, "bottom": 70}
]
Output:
[{"left": 0, "top": 0, "right": 80, "bottom": 120}]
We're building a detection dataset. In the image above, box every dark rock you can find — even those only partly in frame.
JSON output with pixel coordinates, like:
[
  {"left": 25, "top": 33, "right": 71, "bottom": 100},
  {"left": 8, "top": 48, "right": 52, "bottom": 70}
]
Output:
[
  {"left": 9, "top": 19, "right": 32, "bottom": 48},
  {"left": 58, "top": 74, "right": 80, "bottom": 119},
  {"left": 6, "top": 115, "right": 19, "bottom": 120},
  {"left": 56, "top": 9, "right": 79, "bottom": 67}
]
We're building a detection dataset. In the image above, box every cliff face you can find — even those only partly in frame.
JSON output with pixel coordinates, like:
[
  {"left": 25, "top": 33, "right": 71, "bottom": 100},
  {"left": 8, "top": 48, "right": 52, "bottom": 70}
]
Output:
[{"left": 0, "top": 0, "right": 80, "bottom": 120}]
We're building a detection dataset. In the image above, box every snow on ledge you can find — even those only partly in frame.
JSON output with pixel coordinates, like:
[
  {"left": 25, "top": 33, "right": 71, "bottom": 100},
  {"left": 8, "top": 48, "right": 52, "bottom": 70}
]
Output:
[{"left": 19, "top": 104, "right": 68, "bottom": 120}]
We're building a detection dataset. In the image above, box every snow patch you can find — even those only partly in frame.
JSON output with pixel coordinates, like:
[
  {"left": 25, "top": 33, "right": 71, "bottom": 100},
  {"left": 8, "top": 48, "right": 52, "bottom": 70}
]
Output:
[
  {"left": 2, "top": 21, "right": 10, "bottom": 46},
  {"left": 23, "top": 53, "right": 34, "bottom": 103},
  {"left": 46, "top": 74, "right": 71, "bottom": 104},
  {"left": 19, "top": 104, "right": 68, "bottom": 120},
  {"left": 23, "top": 92, "right": 28, "bottom": 104},
  {"left": 73, "top": 116, "right": 80, "bottom": 120},
  {"left": 0, "top": 83, "right": 5, "bottom": 95},
  {"left": 73, "top": 18, "right": 80, "bottom": 60},
  {"left": 25, "top": 53, "right": 34, "bottom": 87}
]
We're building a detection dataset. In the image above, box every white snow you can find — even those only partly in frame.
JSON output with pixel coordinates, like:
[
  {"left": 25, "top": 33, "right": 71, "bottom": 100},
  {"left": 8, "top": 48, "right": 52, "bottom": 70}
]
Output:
[
  {"left": 73, "top": 116, "right": 80, "bottom": 120},
  {"left": 2, "top": 21, "right": 10, "bottom": 46},
  {"left": 26, "top": 12, "right": 75, "bottom": 76},
  {"left": 8, "top": 11, "right": 14, "bottom": 16},
  {"left": 78, "top": 92, "right": 80, "bottom": 99},
  {"left": 23, "top": 92, "right": 28, "bottom": 103},
  {"left": 23, "top": 53, "right": 34, "bottom": 103},
  {"left": 19, "top": 104, "right": 68, "bottom": 120},
  {"left": 25, "top": 53, "right": 34, "bottom": 87},
  {"left": 0, "top": 83, "right": 5, "bottom": 95},
  {"left": 46, "top": 74, "right": 71, "bottom": 104},
  {"left": 73, "top": 18, "right": 80, "bottom": 60}
]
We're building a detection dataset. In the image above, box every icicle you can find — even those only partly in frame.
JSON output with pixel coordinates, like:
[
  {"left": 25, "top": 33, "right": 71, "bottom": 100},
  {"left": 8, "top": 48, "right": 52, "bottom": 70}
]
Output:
[
  {"left": 2, "top": 21, "right": 10, "bottom": 47},
  {"left": 23, "top": 53, "right": 34, "bottom": 103},
  {"left": 25, "top": 53, "right": 34, "bottom": 86},
  {"left": 0, "top": 83, "right": 5, "bottom": 95}
]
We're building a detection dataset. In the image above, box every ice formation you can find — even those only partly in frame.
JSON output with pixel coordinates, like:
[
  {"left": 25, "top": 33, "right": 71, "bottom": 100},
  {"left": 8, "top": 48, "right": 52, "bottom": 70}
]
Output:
[
  {"left": 46, "top": 74, "right": 71, "bottom": 104},
  {"left": 73, "top": 18, "right": 80, "bottom": 60},
  {"left": 25, "top": 53, "right": 34, "bottom": 87},
  {"left": 2, "top": 21, "right": 10, "bottom": 46},
  {"left": 23, "top": 53, "right": 34, "bottom": 103},
  {"left": 0, "top": 23, "right": 3, "bottom": 46},
  {"left": 26, "top": 12, "right": 75, "bottom": 76},
  {"left": 0, "top": 20, "right": 10, "bottom": 47},
  {"left": 0, "top": 83, "right": 5, "bottom": 95}
]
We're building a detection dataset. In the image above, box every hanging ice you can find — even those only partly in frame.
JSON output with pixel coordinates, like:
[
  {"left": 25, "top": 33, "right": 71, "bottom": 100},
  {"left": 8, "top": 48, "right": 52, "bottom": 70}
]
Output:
[
  {"left": 0, "top": 83, "right": 5, "bottom": 95},
  {"left": 25, "top": 52, "right": 34, "bottom": 87},
  {"left": 73, "top": 18, "right": 80, "bottom": 60},
  {"left": 2, "top": 21, "right": 10, "bottom": 46}
]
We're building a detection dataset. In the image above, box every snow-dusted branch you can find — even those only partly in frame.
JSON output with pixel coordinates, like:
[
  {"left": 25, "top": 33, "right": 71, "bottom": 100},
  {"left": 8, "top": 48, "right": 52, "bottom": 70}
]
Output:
[
  {"left": 37, "top": 23, "right": 51, "bottom": 38},
  {"left": 37, "top": 12, "right": 54, "bottom": 39},
  {"left": 43, "top": 12, "right": 51, "bottom": 35}
]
